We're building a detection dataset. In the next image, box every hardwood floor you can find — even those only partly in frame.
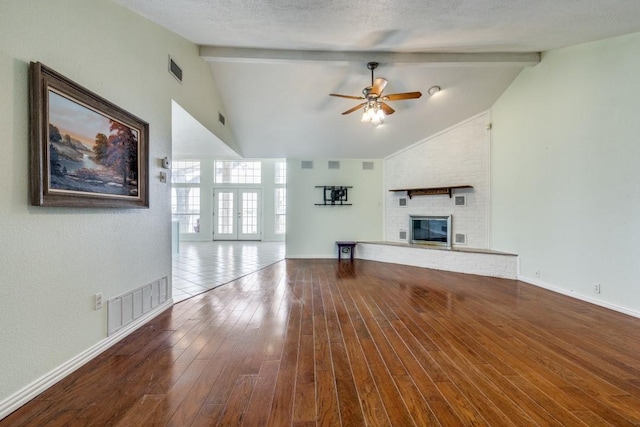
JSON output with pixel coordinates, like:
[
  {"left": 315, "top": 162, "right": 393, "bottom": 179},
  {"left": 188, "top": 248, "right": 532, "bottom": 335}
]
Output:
[{"left": 4, "top": 259, "right": 640, "bottom": 426}]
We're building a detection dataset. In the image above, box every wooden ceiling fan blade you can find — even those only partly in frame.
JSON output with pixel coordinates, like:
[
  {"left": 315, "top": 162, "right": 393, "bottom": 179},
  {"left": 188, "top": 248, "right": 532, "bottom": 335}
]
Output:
[
  {"left": 379, "top": 102, "right": 395, "bottom": 115},
  {"left": 370, "top": 77, "right": 388, "bottom": 96},
  {"left": 383, "top": 91, "right": 423, "bottom": 101},
  {"left": 342, "top": 102, "right": 366, "bottom": 115},
  {"left": 330, "top": 93, "right": 365, "bottom": 100}
]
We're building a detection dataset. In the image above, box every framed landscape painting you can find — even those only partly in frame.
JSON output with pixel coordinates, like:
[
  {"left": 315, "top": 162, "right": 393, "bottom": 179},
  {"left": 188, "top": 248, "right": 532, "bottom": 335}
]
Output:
[{"left": 29, "top": 62, "right": 149, "bottom": 208}]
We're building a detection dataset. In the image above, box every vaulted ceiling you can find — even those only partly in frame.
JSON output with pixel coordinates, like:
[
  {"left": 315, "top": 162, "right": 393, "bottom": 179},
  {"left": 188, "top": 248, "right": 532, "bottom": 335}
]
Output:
[{"left": 114, "top": 0, "right": 640, "bottom": 159}]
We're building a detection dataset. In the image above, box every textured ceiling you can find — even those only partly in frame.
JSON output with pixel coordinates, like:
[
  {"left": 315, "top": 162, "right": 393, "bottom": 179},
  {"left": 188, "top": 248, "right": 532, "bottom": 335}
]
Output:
[{"left": 114, "top": 0, "right": 640, "bottom": 158}]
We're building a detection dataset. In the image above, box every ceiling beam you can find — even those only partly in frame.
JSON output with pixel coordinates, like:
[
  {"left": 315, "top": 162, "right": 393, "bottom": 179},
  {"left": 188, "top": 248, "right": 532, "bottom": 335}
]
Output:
[{"left": 199, "top": 46, "right": 540, "bottom": 67}]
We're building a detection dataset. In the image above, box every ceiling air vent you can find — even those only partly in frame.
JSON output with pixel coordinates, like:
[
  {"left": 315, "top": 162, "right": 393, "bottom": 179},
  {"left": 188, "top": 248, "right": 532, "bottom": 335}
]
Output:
[
  {"left": 301, "top": 161, "right": 313, "bottom": 169},
  {"left": 328, "top": 161, "right": 340, "bottom": 169},
  {"left": 218, "top": 112, "right": 226, "bottom": 126},
  {"left": 362, "top": 161, "right": 374, "bottom": 170},
  {"left": 455, "top": 233, "right": 467, "bottom": 245},
  {"left": 398, "top": 198, "right": 407, "bottom": 207},
  {"left": 168, "top": 56, "right": 182, "bottom": 83},
  {"left": 454, "top": 195, "right": 466, "bottom": 206}
]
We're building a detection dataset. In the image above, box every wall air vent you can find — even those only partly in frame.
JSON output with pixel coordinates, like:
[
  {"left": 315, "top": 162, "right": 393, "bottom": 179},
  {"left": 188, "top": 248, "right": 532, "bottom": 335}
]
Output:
[
  {"left": 328, "top": 161, "right": 340, "bottom": 169},
  {"left": 218, "top": 112, "right": 226, "bottom": 125},
  {"left": 362, "top": 161, "right": 374, "bottom": 170},
  {"left": 455, "top": 233, "right": 467, "bottom": 245},
  {"left": 454, "top": 195, "right": 466, "bottom": 206},
  {"left": 399, "top": 230, "right": 407, "bottom": 240},
  {"left": 301, "top": 161, "right": 313, "bottom": 169},
  {"left": 398, "top": 198, "right": 407, "bottom": 207},
  {"left": 168, "top": 56, "right": 183, "bottom": 83},
  {"left": 108, "top": 277, "right": 169, "bottom": 335}
]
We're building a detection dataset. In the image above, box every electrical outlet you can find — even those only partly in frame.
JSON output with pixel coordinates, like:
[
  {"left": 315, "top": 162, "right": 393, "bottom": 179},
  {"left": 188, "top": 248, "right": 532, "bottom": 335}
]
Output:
[
  {"left": 595, "top": 284, "right": 601, "bottom": 294},
  {"left": 534, "top": 270, "right": 540, "bottom": 278},
  {"left": 94, "top": 293, "right": 103, "bottom": 310}
]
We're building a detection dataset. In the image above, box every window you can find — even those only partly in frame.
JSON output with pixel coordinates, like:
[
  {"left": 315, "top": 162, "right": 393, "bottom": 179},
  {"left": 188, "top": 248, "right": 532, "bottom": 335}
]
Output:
[
  {"left": 275, "top": 188, "right": 286, "bottom": 234},
  {"left": 214, "top": 161, "right": 261, "bottom": 184},
  {"left": 275, "top": 160, "right": 286, "bottom": 184},
  {"left": 171, "top": 161, "right": 200, "bottom": 184},
  {"left": 172, "top": 188, "right": 200, "bottom": 233},
  {"left": 171, "top": 160, "right": 201, "bottom": 233},
  {"left": 274, "top": 160, "right": 286, "bottom": 235}
]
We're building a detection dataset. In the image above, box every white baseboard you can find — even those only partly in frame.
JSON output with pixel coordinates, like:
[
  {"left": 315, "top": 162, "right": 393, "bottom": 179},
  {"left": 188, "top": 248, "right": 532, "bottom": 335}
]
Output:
[
  {"left": 0, "top": 299, "right": 173, "bottom": 421},
  {"left": 518, "top": 275, "right": 640, "bottom": 319},
  {"left": 285, "top": 254, "right": 334, "bottom": 259}
]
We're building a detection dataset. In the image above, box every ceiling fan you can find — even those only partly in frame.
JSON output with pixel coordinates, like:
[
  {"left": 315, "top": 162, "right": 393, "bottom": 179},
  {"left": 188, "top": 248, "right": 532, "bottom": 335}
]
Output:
[{"left": 329, "top": 62, "right": 422, "bottom": 125}]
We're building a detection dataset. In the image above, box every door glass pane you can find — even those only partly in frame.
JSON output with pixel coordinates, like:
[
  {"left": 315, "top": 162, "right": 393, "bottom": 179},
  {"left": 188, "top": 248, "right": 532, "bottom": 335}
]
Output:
[
  {"left": 242, "top": 192, "right": 258, "bottom": 234},
  {"left": 217, "top": 192, "right": 234, "bottom": 234}
]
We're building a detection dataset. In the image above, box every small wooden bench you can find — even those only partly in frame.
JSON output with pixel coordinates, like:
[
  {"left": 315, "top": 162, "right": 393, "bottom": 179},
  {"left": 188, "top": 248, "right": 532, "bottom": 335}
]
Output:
[{"left": 336, "top": 241, "right": 357, "bottom": 261}]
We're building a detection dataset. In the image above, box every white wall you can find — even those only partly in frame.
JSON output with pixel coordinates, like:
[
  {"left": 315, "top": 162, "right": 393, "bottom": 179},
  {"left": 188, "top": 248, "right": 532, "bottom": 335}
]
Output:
[
  {"left": 0, "top": 0, "right": 233, "bottom": 406},
  {"left": 385, "top": 113, "right": 490, "bottom": 248},
  {"left": 491, "top": 32, "right": 640, "bottom": 315},
  {"left": 286, "top": 159, "right": 383, "bottom": 257}
]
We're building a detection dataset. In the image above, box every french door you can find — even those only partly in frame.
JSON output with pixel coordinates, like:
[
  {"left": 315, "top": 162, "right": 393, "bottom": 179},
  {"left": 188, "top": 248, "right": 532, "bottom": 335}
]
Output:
[{"left": 213, "top": 188, "right": 261, "bottom": 240}]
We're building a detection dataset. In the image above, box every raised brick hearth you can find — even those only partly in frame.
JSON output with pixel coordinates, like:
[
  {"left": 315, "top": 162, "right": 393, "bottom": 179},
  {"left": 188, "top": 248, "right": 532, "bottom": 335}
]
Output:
[{"left": 357, "top": 241, "right": 517, "bottom": 279}]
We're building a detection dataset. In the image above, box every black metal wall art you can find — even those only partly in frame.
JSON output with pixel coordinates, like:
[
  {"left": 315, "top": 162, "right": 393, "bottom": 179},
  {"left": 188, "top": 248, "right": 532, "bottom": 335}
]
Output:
[{"left": 314, "top": 186, "right": 353, "bottom": 206}]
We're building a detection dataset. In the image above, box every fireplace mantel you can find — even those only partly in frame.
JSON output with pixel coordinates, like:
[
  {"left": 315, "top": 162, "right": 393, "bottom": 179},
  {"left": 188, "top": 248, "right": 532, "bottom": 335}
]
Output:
[{"left": 389, "top": 185, "right": 473, "bottom": 199}]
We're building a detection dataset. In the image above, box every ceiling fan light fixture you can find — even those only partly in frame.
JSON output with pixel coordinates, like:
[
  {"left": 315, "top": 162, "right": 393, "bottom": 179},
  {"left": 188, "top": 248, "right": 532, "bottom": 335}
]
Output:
[
  {"left": 361, "top": 107, "right": 370, "bottom": 122},
  {"left": 428, "top": 85, "right": 441, "bottom": 96},
  {"left": 361, "top": 102, "right": 385, "bottom": 125},
  {"left": 330, "top": 62, "right": 421, "bottom": 124}
]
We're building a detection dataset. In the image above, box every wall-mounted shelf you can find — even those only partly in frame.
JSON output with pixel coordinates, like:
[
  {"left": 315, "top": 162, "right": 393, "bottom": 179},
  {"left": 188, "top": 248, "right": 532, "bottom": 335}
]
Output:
[
  {"left": 315, "top": 186, "right": 352, "bottom": 206},
  {"left": 389, "top": 185, "right": 473, "bottom": 199}
]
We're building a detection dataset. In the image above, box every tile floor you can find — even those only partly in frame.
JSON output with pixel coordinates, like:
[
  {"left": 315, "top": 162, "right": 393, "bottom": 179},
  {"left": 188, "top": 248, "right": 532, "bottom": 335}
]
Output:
[{"left": 171, "top": 240, "right": 286, "bottom": 303}]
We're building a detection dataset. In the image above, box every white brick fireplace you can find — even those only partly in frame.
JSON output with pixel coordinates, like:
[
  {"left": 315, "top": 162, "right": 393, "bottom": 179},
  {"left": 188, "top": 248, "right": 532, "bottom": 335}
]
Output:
[
  {"left": 385, "top": 112, "right": 490, "bottom": 248},
  {"left": 358, "top": 111, "right": 517, "bottom": 279}
]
